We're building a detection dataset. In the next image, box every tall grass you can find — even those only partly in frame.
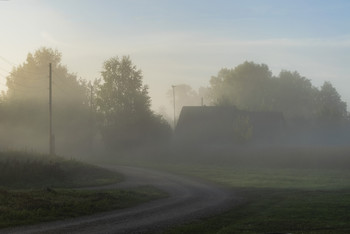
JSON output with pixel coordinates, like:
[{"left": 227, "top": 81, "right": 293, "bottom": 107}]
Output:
[{"left": 0, "top": 151, "right": 122, "bottom": 189}]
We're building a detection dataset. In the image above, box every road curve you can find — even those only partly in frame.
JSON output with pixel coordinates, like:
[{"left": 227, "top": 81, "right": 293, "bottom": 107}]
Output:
[{"left": 2, "top": 165, "right": 235, "bottom": 234}]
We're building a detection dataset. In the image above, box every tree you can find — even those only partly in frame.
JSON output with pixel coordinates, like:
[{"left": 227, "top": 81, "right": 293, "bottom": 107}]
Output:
[
  {"left": 96, "top": 56, "right": 170, "bottom": 150},
  {"left": 272, "top": 70, "right": 318, "bottom": 120},
  {"left": 209, "top": 61, "right": 273, "bottom": 110},
  {"left": 317, "top": 81, "right": 347, "bottom": 122},
  {"left": 208, "top": 62, "right": 348, "bottom": 124},
  {"left": 167, "top": 84, "right": 200, "bottom": 120},
  {"left": 0, "top": 47, "right": 91, "bottom": 155}
]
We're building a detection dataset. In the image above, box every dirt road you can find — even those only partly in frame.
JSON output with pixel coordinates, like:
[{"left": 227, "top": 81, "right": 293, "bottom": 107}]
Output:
[{"left": 2, "top": 165, "right": 234, "bottom": 234}]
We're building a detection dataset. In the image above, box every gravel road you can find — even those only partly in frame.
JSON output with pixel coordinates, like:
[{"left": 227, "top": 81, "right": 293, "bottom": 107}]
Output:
[{"left": 2, "top": 165, "right": 235, "bottom": 234}]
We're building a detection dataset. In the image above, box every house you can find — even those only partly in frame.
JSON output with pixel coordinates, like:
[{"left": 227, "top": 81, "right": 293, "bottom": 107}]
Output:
[{"left": 174, "top": 106, "right": 285, "bottom": 145}]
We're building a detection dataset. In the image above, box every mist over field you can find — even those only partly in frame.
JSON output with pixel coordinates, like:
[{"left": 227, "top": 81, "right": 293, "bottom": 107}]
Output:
[
  {"left": 1, "top": 1, "right": 350, "bottom": 233},
  {"left": 0, "top": 46, "right": 350, "bottom": 165}
]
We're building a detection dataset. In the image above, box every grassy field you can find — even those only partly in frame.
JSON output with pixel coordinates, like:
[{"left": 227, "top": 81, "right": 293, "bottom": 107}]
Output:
[
  {"left": 0, "top": 186, "right": 167, "bottom": 228},
  {"left": 0, "top": 151, "right": 167, "bottom": 228},
  {"left": 106, "top": 146, "right": 350, "bottom": 234},
  {"left": 165, "top": 188, "right": 350, "bottom": 234},
  {"left": 161, "top": 166, "right": 350, "bottom": 234},
  {"left": 0, "top": 151, "right": 123, "bottom": 189}
]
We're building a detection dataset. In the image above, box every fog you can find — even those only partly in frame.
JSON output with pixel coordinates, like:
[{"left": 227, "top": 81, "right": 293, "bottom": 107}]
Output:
[
  {"left": 0, "top": 47, "right": 349, "bottom": 173},
  {"left": 2, "top": 2, "right": 350, "bottom": 233}
]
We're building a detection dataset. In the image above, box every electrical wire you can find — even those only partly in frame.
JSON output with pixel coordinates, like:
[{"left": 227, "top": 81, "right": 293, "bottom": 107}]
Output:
[
  {"left": 0, "top": 55, "right": 17, "bottom": 67},
  {"left": 0, "top": 66, "right": 10, "bottom": 74}
]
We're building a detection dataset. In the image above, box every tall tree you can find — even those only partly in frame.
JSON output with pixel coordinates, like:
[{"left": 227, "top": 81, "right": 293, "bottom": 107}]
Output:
[
  {"left": 0, "top": 47, "right": 91, "bottom": 155},
  {"left": 209, "top": 61, "right": 273, "bottom": 110},
  {"left": 272, "top": 70, "right": 318, "bottom": 120},
  {"left": 96, "top": 56, "right": 170, "bottom": 150},
  {"left": 317, "top": 81, "right": 347, "bottom": 122},
  {"left": 208, "top": 61, "right": 348, "bottom": 123}
]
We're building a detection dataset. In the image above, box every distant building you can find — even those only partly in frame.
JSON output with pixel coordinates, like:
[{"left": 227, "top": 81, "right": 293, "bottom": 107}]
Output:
[{"left": 174, "top": 106, "right": 285, "bottom": 145}]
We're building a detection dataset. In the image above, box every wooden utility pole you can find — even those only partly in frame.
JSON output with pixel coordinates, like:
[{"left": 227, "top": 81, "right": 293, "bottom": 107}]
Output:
[
  {"left": 89, "top": 84, "right": 94, "bottom": 153},
  {"left": 90, "top": 84, "right": 93, "bottom": 114},
  {"left": 49, "top": 63, "right": 55, "bottom": 155},
  {"left": 172, "top": 85, "right": 176, "bottom": 129}
]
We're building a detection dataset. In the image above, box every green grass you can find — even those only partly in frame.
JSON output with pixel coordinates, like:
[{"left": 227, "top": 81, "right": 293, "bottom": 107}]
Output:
[
  {"left": 162, "top": 164, "right": 350, "bottom": 190},
  {"left": 0, "top": 186, "right": 168, "bottom": 228},
  {"left": 159, "top": 160, "right": 350, "bottom": 233},
  {"left": 0, "top": 151, "right": 122, "bottom": 189},
  {"left": 0, "top": 151, "right": 169, "bottom": 228},
  {"left": 106, "top": 146, "right": 350, "bottom": 234},
  {"left": 166, "top": 188, "right": 350, "bottom": 234}
]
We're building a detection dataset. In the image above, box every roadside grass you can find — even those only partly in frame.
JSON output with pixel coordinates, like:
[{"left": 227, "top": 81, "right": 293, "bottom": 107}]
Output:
[
  {"left": 0, "top": 151, "right": 168, "bottom": 228},
  {"left": 0, "top": 186, "right": 168, "bottom": 228},
  {"left": 108, "top": 146, "right": 350, "bottom": 234},
  {"left": 0, "top": 151, "right": 122, "bottom": 189}
]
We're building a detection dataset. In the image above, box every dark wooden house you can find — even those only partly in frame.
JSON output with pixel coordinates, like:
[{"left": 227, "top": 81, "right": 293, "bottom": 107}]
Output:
[{"left": 174, "top": 106, "right": 285, "bottom": 145}]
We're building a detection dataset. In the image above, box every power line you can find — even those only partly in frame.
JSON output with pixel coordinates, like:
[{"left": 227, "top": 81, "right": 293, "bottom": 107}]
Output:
[
  {"left": 11, "top": 87, "right": 47, "bottom": 94},
  {"left": 0, "top": 56, "right": 50, "bottom": 76},
  {"left": 0, "top": 71, "right": 7, "bottom": 78},
  {"left": 0, "top": 66, "right": 10, "bottom": 74},
  {"left": 0, "top": 55, "right": 17, "bottom": 67},
  {"left": 3, "top": 72, "right": 48, "bottom": 83},
  {"left": 6, "top": 79, "right": 47, "bottom": 90}
]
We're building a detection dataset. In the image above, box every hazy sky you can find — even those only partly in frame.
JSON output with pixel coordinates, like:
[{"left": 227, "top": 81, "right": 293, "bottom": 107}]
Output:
[{"left": 1, "top": 0, "right": 350, "bottom": 112}]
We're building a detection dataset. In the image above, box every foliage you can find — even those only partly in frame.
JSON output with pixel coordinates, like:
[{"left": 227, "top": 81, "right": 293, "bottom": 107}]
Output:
[
  {"left": 209, "top": 62, "right": 273, "bottom": 110},
  {"left": 0, "top": 47, "right": 92, "bottom": 156},
  {"left": 317, "top": 81, "right": 347, "bottom": 122},
  {"left": 166, "top": 84, "right": 210, "bottom": 123},
  {"left": 0, "top": 186, "right": 167, "bottom": 228},
  {"left": 167, "top": 84, "right": 200, "bottom": 113},
  {"left": 272, "top": 70, "right": 318, "bottom": 120},
  {"left": 96, "top": 56, "right": 171, "bottom": 150},
  {"left": 208, "top": 61, "right": 347, "bottom": 123}
]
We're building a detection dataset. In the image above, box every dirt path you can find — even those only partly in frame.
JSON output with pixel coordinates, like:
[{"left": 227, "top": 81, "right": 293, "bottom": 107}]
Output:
[{"left": 2, "top": 165, "right": 235, "bottom": 234}]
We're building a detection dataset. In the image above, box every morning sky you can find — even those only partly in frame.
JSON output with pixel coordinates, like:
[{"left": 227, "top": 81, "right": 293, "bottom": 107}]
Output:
[{"left": 1, "top": 0, "right": 350, "bottom": 112}]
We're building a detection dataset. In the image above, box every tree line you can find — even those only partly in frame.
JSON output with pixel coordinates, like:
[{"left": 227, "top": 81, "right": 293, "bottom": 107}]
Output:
[
  {"left": 169, "top": 61, "right": 347, "bottom": 125},
  {"left": 0, "top": 48, "right": 348, "bottom": 155},
  {"left": 0, "top": 48, "right": 171, "bottom": 156}
]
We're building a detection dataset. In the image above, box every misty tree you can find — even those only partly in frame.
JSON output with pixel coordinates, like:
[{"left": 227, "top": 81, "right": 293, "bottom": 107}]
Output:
[
  {"left": 166, "top": 84, "right": 210, "bottom": 120},
  {"left": 209, "top": 62, "right": 273, "bottom": 110},
  {"left": 272, "top": 70, "right": 318, "bottom": 120},
  {"left": 208, "top": 61, "right": 348, "bottom": 123},
  {"left": 317, "top": 81, "right": 347, "bottom": 122},
  {"left": 0, "top": 47, "right": 92, "bottom": 155},
  {"left": 156, "top": 106, "right": 172, "bottom": 126},
  {"left": 167, "top": 84, "right": 199, "bottom": 115},
  {"left": 96, "top": 56, "right": 171, "bottom": 150}
]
